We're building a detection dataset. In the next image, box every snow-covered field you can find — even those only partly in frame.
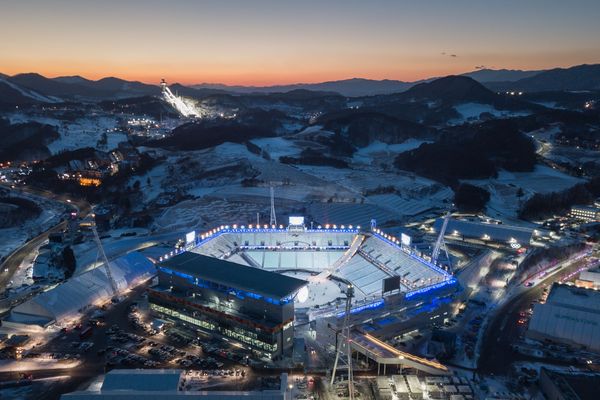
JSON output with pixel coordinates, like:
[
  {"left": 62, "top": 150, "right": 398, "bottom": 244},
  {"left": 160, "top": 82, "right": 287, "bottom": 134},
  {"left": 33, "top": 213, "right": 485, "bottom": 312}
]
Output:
[
  {"left": 464, "top": 165, "right": 584, "bottom": 220},
  {"left": 0, "top": 193, "right": 65, "bottom": 263},
  {"left": 7, "top": 112, "right": 128, "bottom": 154},
  {"left": 250, "top": 137, "right": 302, "bottom": 159},
  {"left": 451, "top": 102, "right": 531, "bottom": 124},
  {"left": 353, "top": 139, "right": 429, "bottom": 164}
]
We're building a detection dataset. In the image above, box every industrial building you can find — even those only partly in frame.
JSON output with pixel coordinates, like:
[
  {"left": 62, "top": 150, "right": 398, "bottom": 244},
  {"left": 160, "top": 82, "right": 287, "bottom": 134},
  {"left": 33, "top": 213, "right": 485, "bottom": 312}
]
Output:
[
  {"left": 527, "top": 283, "right": 600, "bottom": 352},
  {"left": 433, "top": 218, "right": 534, "bottom": 248},
  {"left": 61, "top": 369, "right": 291, "bottom": 400},
  {"left": 149, "top": 252, "right": 307, "bottom": 358}
]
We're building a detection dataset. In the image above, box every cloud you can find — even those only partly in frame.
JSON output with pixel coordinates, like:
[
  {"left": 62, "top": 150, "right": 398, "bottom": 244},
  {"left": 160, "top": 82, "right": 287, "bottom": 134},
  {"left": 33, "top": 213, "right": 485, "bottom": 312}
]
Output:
[
  {"left": 441, "top": 52, "right": 458, "bottom": 58},
  {"left": 475, "top": 65, "right": 486, "bottom": 70}
]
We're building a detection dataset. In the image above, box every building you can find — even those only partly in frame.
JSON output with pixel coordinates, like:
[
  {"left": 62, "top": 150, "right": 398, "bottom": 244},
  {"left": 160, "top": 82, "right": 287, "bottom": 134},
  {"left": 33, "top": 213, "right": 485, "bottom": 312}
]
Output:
[
  {"left": 7, "top": 252, "right": 155, "bottom": 327},
  {"left": 576, "top": 266, "right": 600, "bottom": 289},
  {"left": 61, "top": 369, "right": 291, "bottom": 400},
  {"left": 2, "top": 334, "right": 30, "bottom": 359},
  {"left": 539, "top": 367, "right": 600, "bottom": 400},
  {"left": 527, "top": 283, "right": 600, "bottom": 351},
  {"left": 433, "top": 218, "right": 534, "bottom": 248},
  {"left": 571, "top": 205, "right": 600, "bottom": 222},
  {"left": 149, "top": 252, "right": 307, "bottom": 359}
]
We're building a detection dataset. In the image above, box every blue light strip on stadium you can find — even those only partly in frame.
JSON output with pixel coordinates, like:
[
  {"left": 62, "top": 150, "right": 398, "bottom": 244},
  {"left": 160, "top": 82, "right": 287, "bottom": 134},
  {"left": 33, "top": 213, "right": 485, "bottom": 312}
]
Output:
[
  {"left": 157, "top": 266, "right": 293, "bottom": 305},
  {"left": 405, "top": 278, "right": 457, "bottom": 299},
  {"left": 336, "top": 299, "right": 385, "bottom": 318}
]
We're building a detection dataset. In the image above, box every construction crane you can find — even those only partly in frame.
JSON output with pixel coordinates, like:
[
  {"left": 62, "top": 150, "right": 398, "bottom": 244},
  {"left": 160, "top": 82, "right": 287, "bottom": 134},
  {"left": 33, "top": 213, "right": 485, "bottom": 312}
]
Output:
[
  {"left": 90, "top": 214, "right": 118, "bottom": 297},
  {"left": 432, "top": 211, "right": 451, "bottom": 269},
  {"left": 330, "top": 284, "right": 355, "bottom": 400}
]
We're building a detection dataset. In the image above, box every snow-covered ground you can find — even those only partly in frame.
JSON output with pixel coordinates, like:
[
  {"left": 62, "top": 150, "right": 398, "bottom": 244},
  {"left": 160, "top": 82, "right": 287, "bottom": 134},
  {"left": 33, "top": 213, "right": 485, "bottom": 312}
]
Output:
[
  {"left": 0, "top": 193, "right": 65, "bottom": 291},
  {"left": 353, "top": 139, "right": 429, "bottom": 164},
  {"left": 7, "top": 112, "right": 128, "bottom": 154},
  {"left": 0, "top": 78, "right": 62, "bottom": 103},
  {"left": 451, "top": 102, "right": 531, "bottom": 124},
  {"left": 464, "top": 165, "right": 584, "bottom": 220},
  {"left": 250, "top": 137, "right": 302, "bottom": 159}
]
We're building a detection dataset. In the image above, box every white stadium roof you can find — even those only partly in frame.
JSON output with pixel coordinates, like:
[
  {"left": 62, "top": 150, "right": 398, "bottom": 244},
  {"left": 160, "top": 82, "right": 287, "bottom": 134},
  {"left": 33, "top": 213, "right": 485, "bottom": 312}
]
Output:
[{"left": 9, "top": 252, "right": 155, "bottom": 326}]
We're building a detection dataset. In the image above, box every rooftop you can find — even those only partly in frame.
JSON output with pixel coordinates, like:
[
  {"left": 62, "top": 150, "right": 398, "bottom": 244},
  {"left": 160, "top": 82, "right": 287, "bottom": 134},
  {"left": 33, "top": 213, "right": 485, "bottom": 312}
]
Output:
[
  {"left": 101, "top": 369, "right": 182, "bottom": 392},
  {"left": 159, "top": 252, "right": 307, "bottom": 299},
  {"left": 546, "top": 283, "right": 600, "bottom": 313},
  {"left": 433, "top": 218, "right": 533, "bottom": 244},
  {"left": 542, "top": 368, "right": 600, "bottom": 400}
]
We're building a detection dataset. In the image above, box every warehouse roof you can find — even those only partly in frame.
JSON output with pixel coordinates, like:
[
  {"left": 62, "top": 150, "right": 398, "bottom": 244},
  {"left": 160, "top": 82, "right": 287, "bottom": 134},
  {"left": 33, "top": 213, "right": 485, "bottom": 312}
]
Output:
[
  {"left": 159, "top": 252, "right": 307, "bottom": 299},
  {"left": 433, "top": 218, "right": 533, "bottom": 244}
]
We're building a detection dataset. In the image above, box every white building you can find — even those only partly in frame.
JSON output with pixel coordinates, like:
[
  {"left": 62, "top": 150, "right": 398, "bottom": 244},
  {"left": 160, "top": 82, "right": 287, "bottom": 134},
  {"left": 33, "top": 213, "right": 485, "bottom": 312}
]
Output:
[
  {"left": 61, "top": 369, "right": 291, "bottom": 400},
  {"left": 527, "top": 283, "right": 600, "bottom": 351},
  {"left": 570, "top": 205, "right": 600, "bottom": 222},
  {"left": 576, "top": 266, "right": 600, "bottom": 289},
  {"left": 7, "top": 252, "right": 155, "bottom": 327}
]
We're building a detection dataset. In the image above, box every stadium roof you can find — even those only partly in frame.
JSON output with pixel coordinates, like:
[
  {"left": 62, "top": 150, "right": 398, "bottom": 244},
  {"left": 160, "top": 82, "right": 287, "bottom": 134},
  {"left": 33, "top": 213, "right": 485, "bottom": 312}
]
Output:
[
  {"left": 160, "top": 252, "right": 307, "bottom": 299},
  {"left": 433, "top": 218, "right": 533, "bottom": 244},
  {"left": 9, "top": 252, "right": 156, "bottom": 326}
]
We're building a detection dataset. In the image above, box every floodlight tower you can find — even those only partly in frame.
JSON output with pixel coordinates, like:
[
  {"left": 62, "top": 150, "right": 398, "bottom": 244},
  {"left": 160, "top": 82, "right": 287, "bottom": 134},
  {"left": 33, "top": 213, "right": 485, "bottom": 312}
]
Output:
[
  {"left": 330, "top": 284, "right": 355, "bottom": 400},
  {"left": 269, "top": 186, "right": 277, "bottom": 226}
]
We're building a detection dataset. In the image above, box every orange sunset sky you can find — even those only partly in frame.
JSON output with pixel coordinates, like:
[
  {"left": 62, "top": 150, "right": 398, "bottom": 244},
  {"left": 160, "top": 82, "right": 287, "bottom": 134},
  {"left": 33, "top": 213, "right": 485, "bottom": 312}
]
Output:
[{"left": 2, "top": 0, "right": 600, "bottom": 86}]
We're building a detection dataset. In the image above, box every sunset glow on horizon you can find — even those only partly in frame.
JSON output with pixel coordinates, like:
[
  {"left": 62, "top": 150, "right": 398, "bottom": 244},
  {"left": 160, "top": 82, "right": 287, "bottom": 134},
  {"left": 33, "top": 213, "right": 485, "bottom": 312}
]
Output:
[{"left": 2, "top": 0, "right": 600, "bottom": 86}]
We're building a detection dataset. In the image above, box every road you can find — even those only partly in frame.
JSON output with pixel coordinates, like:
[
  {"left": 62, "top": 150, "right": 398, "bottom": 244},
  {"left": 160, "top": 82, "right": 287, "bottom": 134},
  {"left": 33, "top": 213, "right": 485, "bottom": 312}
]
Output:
[
  {"left": 478, "top": 256, "right": 588, "bottom": 374},
  {"left": 0, "top": 184, "right": 91, "bottom": 311}
]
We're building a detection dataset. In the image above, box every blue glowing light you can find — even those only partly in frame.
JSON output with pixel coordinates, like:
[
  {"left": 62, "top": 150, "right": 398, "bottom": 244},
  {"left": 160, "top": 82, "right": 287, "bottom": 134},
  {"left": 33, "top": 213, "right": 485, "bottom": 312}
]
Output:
[
  {"left": 337, "top": 299, "right": 385, "bottom": 318},
  {"left": 405, "top": 278, "right": 457, "bottom": 299},
  {"left": 158, "top": 266, "right": 292, "bottom": 305}
]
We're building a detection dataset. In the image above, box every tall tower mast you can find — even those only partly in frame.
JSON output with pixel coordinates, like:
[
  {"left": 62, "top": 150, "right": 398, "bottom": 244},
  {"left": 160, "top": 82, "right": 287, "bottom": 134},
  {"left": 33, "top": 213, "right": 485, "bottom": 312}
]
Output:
[
  {"left": 91, "top": 215, "right": 118, "bottom": 296},
  {"left": 330, "top": 284, "right": 355, "bottom": 400},
  {"left": 269, "top": 186, "right": 277, "bottom": 226},
  {"left": 432, "top": 211, "right": 452, "bottom": 270}
]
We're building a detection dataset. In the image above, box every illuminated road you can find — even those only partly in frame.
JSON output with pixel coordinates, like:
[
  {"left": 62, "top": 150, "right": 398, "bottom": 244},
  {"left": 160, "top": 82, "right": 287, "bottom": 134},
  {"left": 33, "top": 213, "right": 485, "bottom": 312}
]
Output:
[
  {"left": 478, "top": 255, "right": 589, "bottom": 374},
  {"left": 0, "top": 184, "right": 91, "bottom": 312}
]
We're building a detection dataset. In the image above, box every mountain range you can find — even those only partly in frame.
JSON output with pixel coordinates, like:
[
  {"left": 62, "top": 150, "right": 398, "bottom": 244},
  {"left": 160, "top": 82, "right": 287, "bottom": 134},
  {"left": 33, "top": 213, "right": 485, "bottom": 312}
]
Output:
[{"left": 1, "top": 64, "right": 599, "bottom": 105}]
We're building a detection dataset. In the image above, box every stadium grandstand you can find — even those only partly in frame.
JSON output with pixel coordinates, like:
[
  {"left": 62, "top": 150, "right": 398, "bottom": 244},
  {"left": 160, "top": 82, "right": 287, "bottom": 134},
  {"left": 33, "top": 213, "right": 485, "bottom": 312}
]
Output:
[{"left": 160, "top": 218, "right": 455, "bottom": 317}]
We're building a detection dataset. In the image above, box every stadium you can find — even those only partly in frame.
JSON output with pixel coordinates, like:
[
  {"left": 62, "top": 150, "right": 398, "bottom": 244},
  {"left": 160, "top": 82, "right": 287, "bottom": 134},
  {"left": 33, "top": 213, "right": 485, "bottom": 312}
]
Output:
[
  {"left": 164, "top": 218, "right": 454, "bottom": 314},
  {"left": 150, "top": 217, "right": 457, "bottom": 361}
]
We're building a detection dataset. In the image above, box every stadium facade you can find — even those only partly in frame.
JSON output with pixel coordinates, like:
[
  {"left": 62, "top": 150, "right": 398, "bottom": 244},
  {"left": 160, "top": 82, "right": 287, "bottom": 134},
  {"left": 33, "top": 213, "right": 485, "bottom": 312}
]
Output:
[{"left": 149, "top": 252, "right": 306, "bottom": 358}]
